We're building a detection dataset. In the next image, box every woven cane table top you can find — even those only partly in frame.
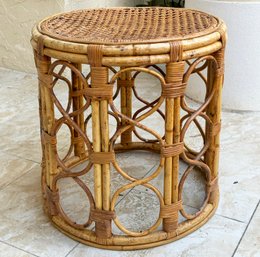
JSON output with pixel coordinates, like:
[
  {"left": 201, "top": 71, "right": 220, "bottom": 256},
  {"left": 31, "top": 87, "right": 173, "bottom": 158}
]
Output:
[{"left": 38, "top": 7, "right": 220, "bottom": 45}]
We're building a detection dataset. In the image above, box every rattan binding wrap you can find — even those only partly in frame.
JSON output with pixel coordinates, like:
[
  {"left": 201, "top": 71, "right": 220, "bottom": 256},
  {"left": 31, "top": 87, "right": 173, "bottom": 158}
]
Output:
[{"left": 31, "top": 7, "right": 227, "bottom": 251}]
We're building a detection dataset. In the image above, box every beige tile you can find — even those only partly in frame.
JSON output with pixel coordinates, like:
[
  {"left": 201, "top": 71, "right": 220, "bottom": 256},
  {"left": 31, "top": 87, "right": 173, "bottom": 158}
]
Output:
[
  {"left": 0, "top": 165, "right": 77, "bottom": 257},
  {"left": 110, "top": 152, "right": 156, "bottom": 196},
  {"left": 0, "top": 68, "right": 36, "bottom": 89},
  {"left": 0, "top": 152, "right": 37, "bottom": 189},
  {"left": 216, "top": 112, "right": 260, "bottom": 223},
  {"left": 135, "top": 160, "right": 207, "bottom": 212},
  {"left": 0, "top": 241, "right": 35, "bottom": 257},
  {"left": 57, "top": 172, "right": 95, "bottom": 229},
  {"left": 112, "top": 188, "right": 161, "bottom": 235},
  {"left": 217, "top": 156, "right": 260, "bottom": 223},
  {"left": 62, "top": 151, "right": 155, "bottom": 200},
  {"left": 111, "top": 188, "right": 197, "bottom": 236},
  {"left": 234, "top": 203, "right": 260, "bottom": 257},
  {"left": 0, "top": 123, "right": 42, "bottom": 163},
  {"left": 0, "top": 68, "right": 89, "bottom": 163},
  {"left": 67, "top": 214, "right": 246, "bottom": 257},
  {"left": 0, "top": 85, "right": 41, "bottom": 162}
]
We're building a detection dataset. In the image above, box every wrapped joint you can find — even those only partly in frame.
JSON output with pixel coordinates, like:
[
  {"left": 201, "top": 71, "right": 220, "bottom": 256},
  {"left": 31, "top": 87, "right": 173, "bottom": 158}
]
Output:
[
  {"left": 71, "top": 85, "right": 114, "bottom": 100},
  {"left": 209, "top": 122, "right": 221, "bottom": 137},
  {"left": 35, "top": 56, "right": 50, "bottom": 73},
  {"left": 169, "top": 41, "right": 183, "bottom": 62},
  {"left": 90, "top": 208, "right": 115, "bottom": 238},
  {"left": 160, "top": 200, "right": 182, "bottom": 218},
  {"left": 89, "top": 152, "right": 115, "bottom": 164},
  {"left": 207, "top": 177, "right": 218, "bottom": 192},
  {"left": 37, "top": 35, "right": 47, "bottom": 56},
  {"left": 161, "top": 200, "right": 182, "bottom": 232},
  {"left": 87, "top": 44, "right": 103, "bottom": 67},
  {"left": 44, "top": 185, "right": 59, "bottom": 216},
  {"left": 41, "top": 130, "right": 57, "bottom": 145},
  {"left": 214, "top": 50, "right": 225, "bottom": 73},
  {"left": 37, "top": 75, "right": 52, "bottom": 88},
  {"left": 161, "top": 142, "right": 184, "bottom": 158},
  {"left": 90, "top": 208, "right": 116, "bottom": 222},
  {"left": 162, "top": 82, "right": 187, "bottom": 98},
  {"left": 117, "top": 79, "right": 134, "bottom": 88}
]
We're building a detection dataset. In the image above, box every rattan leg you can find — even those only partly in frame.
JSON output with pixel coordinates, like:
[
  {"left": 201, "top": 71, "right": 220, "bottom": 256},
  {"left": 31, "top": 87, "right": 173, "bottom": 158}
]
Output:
[
  {"left": 163, "top": 62, "right": 185, "bottom": 232},
  {"left": 35, "top": 52, "right": 59, "bottom": 217},
  {"left": 119, "top": 69, "right": 133, "bottom": 144},
  {"left": 205, "top": 48, "right": 225, "bottom": 204},
  {"left": 35, "top": 54, "right": 57, "bottom": 187},
  {"left": 90, "top": 66, "right": 113, "bottom": 238},
  {"left": 172, "top": 90, "right": 181, "bottom": 205},
  {"left": 71, "top": 63, "right": 86, "bottom": 159}
]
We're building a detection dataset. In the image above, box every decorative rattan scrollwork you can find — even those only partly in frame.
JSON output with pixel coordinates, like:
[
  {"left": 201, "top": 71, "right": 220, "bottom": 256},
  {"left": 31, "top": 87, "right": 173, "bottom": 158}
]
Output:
[{"left": 38, "top": 53, "right": 221, "bottom": 238}]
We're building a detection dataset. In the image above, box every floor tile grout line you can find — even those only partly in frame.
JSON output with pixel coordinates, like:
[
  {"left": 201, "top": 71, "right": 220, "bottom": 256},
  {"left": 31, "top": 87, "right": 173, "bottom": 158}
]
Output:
[
  {"left": 0, "top": 165, "right": 39, "bottom": 192},
  {"left": 231, "top": 199, "right": 260, "bottom": 257},
  {"left": 0, "top": 239, "right": 39, "bottom": 257},
  {"left": 0, "top": 149, "right": 41, "bottom": 165},
  {"left": 185, "top": 94, "right": 260, "bottom": 114},
  {"left": 64, "top": 242, "right": 80, "bottom": 257},
  {"left": 0, "top": 147, "right": 131, "bottom": 193},
  {"left": 215, "top": 213, "right": 246, "bottom": 224}
]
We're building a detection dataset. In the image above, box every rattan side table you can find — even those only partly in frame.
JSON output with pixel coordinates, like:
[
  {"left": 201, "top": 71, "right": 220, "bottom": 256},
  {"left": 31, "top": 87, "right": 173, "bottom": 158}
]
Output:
[{"left": 31, "top": 7, "right": 226, "bottom": 250}]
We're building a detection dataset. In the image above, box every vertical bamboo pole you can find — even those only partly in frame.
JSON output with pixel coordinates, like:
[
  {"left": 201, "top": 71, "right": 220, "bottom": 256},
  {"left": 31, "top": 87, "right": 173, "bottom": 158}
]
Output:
[
  {"left": 163, "top": 62, "right": 185, "bottom": 232},
  {"left": 100, "top": 79, "right": 110, "bottom": 211},
  {"left": 91, "top": 96, "right": 102, "bottom": 210},
  {"left": 120, "top": 68, "right": 132, "bottom": 144},
  {"left": 71, "top": 63, "right": 86, "bottom": 159},
  {"left": 163, "top": 63, "right": 174, "bottom": 232},
  {"left": 91, "top": 66, "right": 113, "bottom": 237},
  {"left": 171, "top": 62, "right": 185, "bottom": 205},
  {"left": 36, "top": 54, "right": 57, "bottom": 188},
  {"left": 35, "top": 51, "right": 47, "bottom": 193},
  {"left": 36, "top": 54, "right": 49, "bottom": 186},
  {"left": 164, "top": 97, "right": 174, "bottom": 229},
  {"left": 172, "top": 96, "right": 181, "bottom": 203},
  {"left": 100, "top": 68, "right": 112, "bottom": 237},
  {"left": 205, "top": 48, "right": 224, "bottom": 203}
]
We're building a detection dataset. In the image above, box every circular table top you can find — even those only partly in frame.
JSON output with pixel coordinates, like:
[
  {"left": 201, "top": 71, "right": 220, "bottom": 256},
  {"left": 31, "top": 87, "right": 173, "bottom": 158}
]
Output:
[{"left": 38, "top": 7, "right": 220, "bottom": 45}]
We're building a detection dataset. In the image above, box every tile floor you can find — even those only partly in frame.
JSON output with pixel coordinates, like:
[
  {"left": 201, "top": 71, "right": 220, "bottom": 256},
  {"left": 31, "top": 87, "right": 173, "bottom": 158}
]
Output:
[{"left": 0, "top": 67, "right": 259, "bottom": 257}]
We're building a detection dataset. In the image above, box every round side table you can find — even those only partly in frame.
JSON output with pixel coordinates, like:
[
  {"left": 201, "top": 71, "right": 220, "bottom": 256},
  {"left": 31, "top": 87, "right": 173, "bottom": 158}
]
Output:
[{"left": 31, "top": 7, "right": 227, "bottom": 250}]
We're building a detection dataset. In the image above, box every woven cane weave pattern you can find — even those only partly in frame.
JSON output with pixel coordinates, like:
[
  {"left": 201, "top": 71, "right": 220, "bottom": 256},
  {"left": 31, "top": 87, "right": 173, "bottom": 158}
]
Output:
[{"left": 39, "top": 8, "right": 219, "bottom": 44}]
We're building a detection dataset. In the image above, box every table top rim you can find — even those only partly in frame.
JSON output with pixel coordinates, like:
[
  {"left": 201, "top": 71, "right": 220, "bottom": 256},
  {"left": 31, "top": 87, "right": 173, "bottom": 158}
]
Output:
[{"left": 36, "top": 7, "right": 222, "bottom": 46}]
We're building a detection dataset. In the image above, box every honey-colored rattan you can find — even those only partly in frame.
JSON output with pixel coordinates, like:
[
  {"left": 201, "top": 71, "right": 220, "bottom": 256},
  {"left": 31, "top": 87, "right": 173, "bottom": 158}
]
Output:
[
  {"left": 39, "top": 8, "right": 220, "bottom": 44},
  {"left": 31, "top": 7, "right": 227, "bottom": 250}
]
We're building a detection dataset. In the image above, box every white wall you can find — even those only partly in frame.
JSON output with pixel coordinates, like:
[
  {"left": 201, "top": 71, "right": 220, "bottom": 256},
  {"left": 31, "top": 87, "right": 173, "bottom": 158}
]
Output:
[
  {"left": 0, "top": 0, "right": 138, "bottom": 73},
  {"left": 64, "top": 0, "right": 137, "bottom": 10},
  {"left": 0, "top": 0, "right": 64, "bottom": 73},
  {"left": 186, "top": 0, "right": 260, "bottom": 111}
]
